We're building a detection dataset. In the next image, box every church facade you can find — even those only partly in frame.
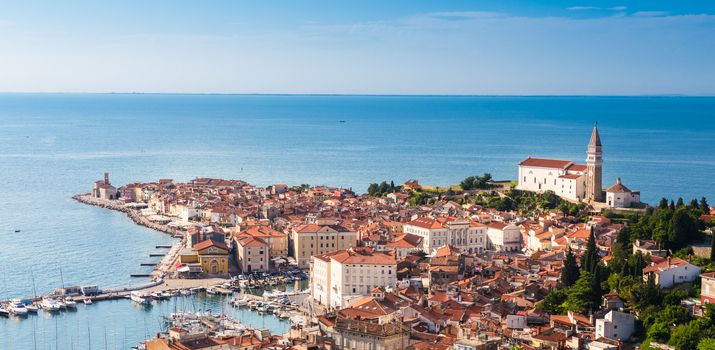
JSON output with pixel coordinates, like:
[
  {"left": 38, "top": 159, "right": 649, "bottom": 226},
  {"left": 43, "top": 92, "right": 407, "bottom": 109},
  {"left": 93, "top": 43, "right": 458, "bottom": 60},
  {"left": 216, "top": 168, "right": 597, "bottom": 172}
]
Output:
[{"left": 517, "top": 126, "right": 603, "bottom": 202}]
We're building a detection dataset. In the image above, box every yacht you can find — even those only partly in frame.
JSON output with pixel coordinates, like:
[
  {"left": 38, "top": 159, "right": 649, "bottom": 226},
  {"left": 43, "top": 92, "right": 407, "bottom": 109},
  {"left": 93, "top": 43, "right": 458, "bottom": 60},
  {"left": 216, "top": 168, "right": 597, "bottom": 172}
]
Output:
[
  {"left": 40, "top": 298, "right": 61, "bottom": 312},
  {"left": 8, "top": 302, "right": 28, "bottom": 316},
  {"left": 130, "top": 292, "right": 149, "bottom": 305}
]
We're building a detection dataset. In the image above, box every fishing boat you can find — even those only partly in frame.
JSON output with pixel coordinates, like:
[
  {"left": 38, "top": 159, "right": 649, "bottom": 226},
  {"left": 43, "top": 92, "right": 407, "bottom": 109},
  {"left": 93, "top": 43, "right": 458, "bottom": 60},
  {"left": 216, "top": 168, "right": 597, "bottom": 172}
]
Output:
[
  {"left": 130, "top": 291, "right": 149, "bottom": 305},
  {"left": 8, "top": 301, "right": 28, "bottom": 316}
]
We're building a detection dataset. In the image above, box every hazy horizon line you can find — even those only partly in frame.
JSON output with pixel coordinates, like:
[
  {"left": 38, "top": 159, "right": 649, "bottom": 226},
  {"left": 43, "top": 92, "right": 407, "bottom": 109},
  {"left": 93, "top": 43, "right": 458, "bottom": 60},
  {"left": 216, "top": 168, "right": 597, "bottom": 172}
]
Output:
[{"left": 1, "top": 91, "right": 714, "bottom": 98}]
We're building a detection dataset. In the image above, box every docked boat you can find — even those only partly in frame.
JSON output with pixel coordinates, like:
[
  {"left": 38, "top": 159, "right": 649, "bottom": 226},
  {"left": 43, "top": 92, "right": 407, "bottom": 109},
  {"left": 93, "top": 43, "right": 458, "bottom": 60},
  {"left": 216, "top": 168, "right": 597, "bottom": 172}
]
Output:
[
  {"left": 130, "top": 292, "right": 149, "bottom": 305},
  {"left": 206, "top": 287, "right": 218, "bottom": 295},
  {"left": 83, "top": 298, "right": 93, "bottom": 305},
  {"left": 64, "top": 297, "right": 77, "bottom": 308},
  {"left": 24, "top": 303, "right": 39, "bottom": 313},
  {"left": 9, "top": 302, "right": 28, "bottom": 316},
  {"left": 0, "top": 306, "right": 9, "bottom": 317},
  {"left": 40, "top": 298, "right": 62, "bottom": 312}
]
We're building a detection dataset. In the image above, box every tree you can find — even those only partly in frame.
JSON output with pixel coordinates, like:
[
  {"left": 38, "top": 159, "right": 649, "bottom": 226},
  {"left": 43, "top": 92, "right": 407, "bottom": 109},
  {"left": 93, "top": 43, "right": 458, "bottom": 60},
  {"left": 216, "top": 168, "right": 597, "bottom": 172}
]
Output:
[
  {"left": 561, "top": 248, "right": 580, "bottom": 287},
  {"left": 670, "top": 200, "right": 676, "bottom": 210},
  {"left": 378, "top": 181, "right": 389, "bottom": 195},
  {"left": 711, "top": 234, "right": 715, "bottom": 262},
  {"left": 677, "top": 197, "right": 685, "bottom": 208},
  {"left": 671, "top": 207, "right": 701, "bottom": 250},
  {"left": 566, "top": 272, "right": 598, "bottom": 314},
  {"left": 670, "top": 319, "right": 706, "bottom": 350},
  {"left": 702, "top": 197, "right": 711, "bottom": 213},
  {"left": 691, "top": 198, "right": 701, "bottom": 210},
  {"left": 581, "top": 227, "right": 599, "bottom": 274},
  {"left": 698, "top": 338, "right": 715, "bottom": 350},
  {"left": 367, "top": 183, "right": 378, "bottom": 196},
  {"left": 659, "top": 198, "right": 669, "bottom": 209},
  {"left": 539, "top": 288, "right": 568, "bottom": 314},
  {"left": 390, "top": 181, "right": 395, "bottom": 192}
]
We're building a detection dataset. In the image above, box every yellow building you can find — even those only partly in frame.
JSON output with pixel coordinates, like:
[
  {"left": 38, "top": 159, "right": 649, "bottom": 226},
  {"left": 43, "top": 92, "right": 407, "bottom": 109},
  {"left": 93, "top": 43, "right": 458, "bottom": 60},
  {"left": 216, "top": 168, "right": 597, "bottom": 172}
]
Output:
[
  {"left": 291, "top": 224, "right": 357, "bottom": 269},
  {"left": 193, "top": 239, "right": 230, "bottom": 275}
]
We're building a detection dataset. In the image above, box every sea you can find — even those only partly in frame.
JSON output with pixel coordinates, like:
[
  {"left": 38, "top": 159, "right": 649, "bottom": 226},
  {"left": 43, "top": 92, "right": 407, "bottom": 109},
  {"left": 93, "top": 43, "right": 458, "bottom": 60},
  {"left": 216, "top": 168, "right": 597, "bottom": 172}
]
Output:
[{"left": 0, "top": 94, "right": 713, "bottom": 349}]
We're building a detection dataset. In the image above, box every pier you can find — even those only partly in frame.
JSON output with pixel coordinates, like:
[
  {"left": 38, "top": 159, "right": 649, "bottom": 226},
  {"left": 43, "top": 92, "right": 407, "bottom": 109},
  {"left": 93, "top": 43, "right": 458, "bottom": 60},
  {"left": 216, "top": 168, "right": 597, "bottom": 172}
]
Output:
[
  {"left": 156, "top": 245, "right": 173, "bottom": 248},
  {"left": 149, "top": 253, "right": 165, "bottom": 257},
  {"left": 141, "top": 262, "right": 157, "bottom": 266}
]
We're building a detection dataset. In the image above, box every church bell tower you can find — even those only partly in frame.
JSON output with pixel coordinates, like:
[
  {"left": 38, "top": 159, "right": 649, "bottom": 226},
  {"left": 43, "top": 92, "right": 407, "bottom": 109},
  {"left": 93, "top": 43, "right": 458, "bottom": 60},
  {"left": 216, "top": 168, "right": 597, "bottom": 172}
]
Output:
[{"left": 585, "top": 125, "right": 603, "bottom": 202}]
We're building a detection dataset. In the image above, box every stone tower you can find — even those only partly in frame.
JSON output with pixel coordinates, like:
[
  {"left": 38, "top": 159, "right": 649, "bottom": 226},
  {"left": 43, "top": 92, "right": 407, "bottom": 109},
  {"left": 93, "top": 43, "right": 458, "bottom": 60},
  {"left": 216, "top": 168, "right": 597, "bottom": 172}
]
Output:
[{"left": 585, "top": 125, "right": 603, "bottom": 202}]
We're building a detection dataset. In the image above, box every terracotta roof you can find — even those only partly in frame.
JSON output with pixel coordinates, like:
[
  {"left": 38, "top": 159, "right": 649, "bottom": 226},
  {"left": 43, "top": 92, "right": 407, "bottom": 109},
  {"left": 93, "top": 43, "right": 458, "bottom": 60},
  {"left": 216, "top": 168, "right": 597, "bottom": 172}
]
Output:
[
  {"left": 643, "top": 257, "right": 695, "bottom": 273},
  {"left": 605, "top": 178, "right": 632, "bottom": 193},
  {"left": 566, "top": 164, "right": 587, "bottom": 172},
  {"left": 559, "top": 174, "right": 582, "bottom": 180},
  {"left": 193, "top": 239, "right": 229, "bottom": 252},
  {"left": 406, "top": 217, "right": 445, "bottom": 229},
  {"left": 317, "top": 247, "right": 397, "bottom": 265},
  {"left": 519, "top": 157, "right": 572, "bottom": 169}
]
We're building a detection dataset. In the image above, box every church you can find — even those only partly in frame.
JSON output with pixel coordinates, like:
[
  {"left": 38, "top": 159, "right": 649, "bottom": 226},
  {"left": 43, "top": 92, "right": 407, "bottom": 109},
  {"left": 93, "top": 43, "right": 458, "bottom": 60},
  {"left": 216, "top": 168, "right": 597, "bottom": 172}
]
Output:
[{"left": 516, "top": 126, "right": 640, "bottom": 207}]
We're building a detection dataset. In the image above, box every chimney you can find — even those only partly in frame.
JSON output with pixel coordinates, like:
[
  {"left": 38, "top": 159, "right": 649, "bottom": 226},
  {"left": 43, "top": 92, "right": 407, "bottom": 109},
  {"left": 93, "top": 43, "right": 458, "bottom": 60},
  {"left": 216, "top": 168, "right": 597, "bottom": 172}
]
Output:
[{"left": 104, "top": 172, "right": 110, "bottom": 185}]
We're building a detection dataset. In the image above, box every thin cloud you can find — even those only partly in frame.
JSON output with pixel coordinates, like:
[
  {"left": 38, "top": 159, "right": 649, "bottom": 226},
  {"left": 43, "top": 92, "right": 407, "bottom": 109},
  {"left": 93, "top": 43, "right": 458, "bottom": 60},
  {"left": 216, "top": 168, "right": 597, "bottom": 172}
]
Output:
[
  {"left": 633, "top": 11, "right": 670, "bottom": 17},
  {"left": 567, "top": 6, "right": 601, "bottom": 11},
  {"left": 609, "top": 6, "right": 627, "bottom": 11}
]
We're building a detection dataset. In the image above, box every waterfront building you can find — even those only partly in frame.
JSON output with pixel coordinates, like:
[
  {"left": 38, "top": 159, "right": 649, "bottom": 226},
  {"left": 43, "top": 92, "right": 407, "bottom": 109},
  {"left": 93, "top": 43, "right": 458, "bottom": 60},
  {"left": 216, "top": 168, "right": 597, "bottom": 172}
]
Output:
[
  {"left": 241, "top": 225, "right": 288, "bottom": 257},
  {"left": 605, "top": 177, "right": 641, "bottom": 208},
  {"left": 311, "top": 247, "right": 397, "bottom": 309},
  {"left": 402, "top": 217, "right": 487, "bottom": 255},
  {"left": 91, "top": 172, "right": 117, "bottom": 200},
  {"left": 193, "top": 239, "right": 230, "bottom": 275},
  {"left": 291, "top": 223, "right": 358, "bottom": 269},
  {"left": 516, "top": 126, "right": 603, "bottom": 202},
  {"left": 234, "top": 235, "right": 269, "bottom": 273}
]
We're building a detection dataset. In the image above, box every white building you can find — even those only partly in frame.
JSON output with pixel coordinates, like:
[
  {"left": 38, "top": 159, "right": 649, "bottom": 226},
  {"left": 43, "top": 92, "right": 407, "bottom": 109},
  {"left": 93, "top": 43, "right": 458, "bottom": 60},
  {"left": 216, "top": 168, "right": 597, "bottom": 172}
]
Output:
[
  {"left": 402, "top": 217, "right": 487, "bottom": 255},
  {"left": 605, "top": 178, "right": 641, "bottom": 208},
  {"left": 311, "top": 247, "right": 397, "bottom": 309},
  {"left": 517, "top": 126, "right": 603, "bottom": 202},
  {"left": 643, "top": 257, "right": 701, "bottom": 288},
  {"left": 596, "top": 310, "right": 635, "bottom": 341},
  {"left": 486, "top": 222, "right": 522, "bottom": 252}
]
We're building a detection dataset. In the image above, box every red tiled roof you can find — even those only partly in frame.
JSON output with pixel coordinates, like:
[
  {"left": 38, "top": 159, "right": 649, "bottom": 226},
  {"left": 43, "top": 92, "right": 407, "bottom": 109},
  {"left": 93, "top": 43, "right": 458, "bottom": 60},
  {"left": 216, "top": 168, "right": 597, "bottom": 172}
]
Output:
[
  {"left": 193, "top": 239, "right": 229, "bottom": 252},
  {"left": 519, "top": 157, "right": 572, "bottom": 169}
]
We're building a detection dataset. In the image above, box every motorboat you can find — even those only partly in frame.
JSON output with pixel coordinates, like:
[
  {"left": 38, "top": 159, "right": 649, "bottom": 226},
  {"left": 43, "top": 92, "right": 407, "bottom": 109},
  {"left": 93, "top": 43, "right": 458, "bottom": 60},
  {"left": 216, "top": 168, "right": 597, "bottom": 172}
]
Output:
[
  {"left": 9, "top": 302, "right": 28, "bottom": 316},
  {"left": 83, "top": 298, "right": 93, "bottom": 305},
  {"left": 130, "top": 292, "right": 149, "bottom": 305},
  {"left": 24, "top": 303, "right": 39, "bottom": 313},
  {"left": 64, "top": 297, "right": 77, "bottom": 308},
  {"left": 0, "top": 305, "right": 9, "bottom": 317},
  {"left": 40, "top": 298, "right": 61, "bottom": 312}
]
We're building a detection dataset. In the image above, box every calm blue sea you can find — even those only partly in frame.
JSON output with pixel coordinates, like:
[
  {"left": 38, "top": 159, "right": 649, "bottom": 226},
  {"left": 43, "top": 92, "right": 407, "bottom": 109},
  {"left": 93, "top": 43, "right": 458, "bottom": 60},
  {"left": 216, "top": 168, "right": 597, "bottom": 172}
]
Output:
[{"left": 0, "top": 94, "right": 714, "bottom": 349}]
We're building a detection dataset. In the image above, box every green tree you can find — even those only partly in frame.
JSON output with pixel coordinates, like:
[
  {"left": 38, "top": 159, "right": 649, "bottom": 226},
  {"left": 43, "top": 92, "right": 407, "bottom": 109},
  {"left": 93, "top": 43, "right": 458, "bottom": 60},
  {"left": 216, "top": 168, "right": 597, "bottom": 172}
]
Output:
[
  {"left": 561, "top": 248, "right": 580, "bottom": 287},
  {"left": 710, "top": 234, "right": 715, "bottom": 261},
  {"left": 390, "top": 181, "right": 395, "bottom": 192},
  {"left": 659, "top": 198, "right": 669, "bottom": 209},
  {"left": 702, "top": 197, "right": 711, "bottom": 213},
  {"left": 378, "top": 181, "right": 389, "bottom": 195},
  {"left": 566, "top": 272, "right": 598, "bottom": 314},
  {"left": 670, "top": 319, "right": 705, "bottom": 350},
  {"left": 691, "top": 198, "right": 701, "bottom": 210},
  {"left": 677, "top": 197, "right": 685, "bottom": 208},
  {"left": 539, "top": 288, "right": 568, "bottom": 314},
  {"left": 367, "top": 183, "right": 378, "bottom": 196},
  {"left": 581, "top": 227, "right": 599, "bottom": 274},
  {"left": 671, "top": 207, "right": 701, "bottom": 250},
  {"left": 698, "top": 338, "right": 715, "bottom": 350}
]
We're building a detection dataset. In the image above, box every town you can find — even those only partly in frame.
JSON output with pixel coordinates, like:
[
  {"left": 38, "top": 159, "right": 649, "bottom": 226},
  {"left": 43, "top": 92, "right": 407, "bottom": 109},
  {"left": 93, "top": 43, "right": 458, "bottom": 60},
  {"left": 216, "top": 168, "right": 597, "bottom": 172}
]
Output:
[{"left": 67, "top": 127, "right": 715, "bottom": 350}]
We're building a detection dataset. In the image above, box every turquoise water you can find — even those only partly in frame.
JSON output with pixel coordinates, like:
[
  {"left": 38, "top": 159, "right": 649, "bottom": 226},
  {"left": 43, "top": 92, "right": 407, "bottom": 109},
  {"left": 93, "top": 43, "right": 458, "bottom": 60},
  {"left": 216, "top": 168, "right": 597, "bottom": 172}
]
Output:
[{"left": 0, "top": 94, "right": 714, "bottom": 349}]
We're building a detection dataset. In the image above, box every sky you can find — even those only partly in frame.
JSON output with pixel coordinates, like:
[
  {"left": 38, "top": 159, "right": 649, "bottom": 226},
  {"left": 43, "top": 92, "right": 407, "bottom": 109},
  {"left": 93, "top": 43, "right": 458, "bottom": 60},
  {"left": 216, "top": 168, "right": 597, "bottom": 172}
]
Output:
[{"left": 0, "top": 0, "right": 714, "bottom": 95}]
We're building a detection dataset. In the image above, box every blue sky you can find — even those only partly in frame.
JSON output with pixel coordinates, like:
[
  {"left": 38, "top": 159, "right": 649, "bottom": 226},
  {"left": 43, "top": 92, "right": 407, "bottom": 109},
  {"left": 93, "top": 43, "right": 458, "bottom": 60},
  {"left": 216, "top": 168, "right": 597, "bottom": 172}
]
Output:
[{"left": 0, "top": 1, "right": 713, "bottom": 95}]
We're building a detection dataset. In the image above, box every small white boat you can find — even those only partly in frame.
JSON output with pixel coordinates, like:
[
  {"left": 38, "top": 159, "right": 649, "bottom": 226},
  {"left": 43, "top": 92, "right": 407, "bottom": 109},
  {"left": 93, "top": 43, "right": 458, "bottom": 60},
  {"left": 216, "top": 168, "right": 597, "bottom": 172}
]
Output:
[
  {"left": 206, "top": 287, "right": 218, "bottom": 295},
  {"left": 9, "top": 302, "right": 28, "bottom": 316},
  {"left": 83, "top": 298, "right": 93, "bottom": 305},
  {"left": 64, "top": 298, "right": 77, "bottom": 308},
  {"left": 130, "top": 292, "right": 149, "bottom": 305},
  {"left": 0, "top": 306, "right": 9, "bottom": 317}
]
